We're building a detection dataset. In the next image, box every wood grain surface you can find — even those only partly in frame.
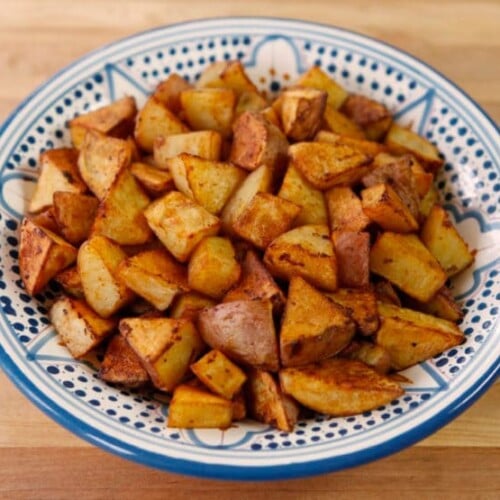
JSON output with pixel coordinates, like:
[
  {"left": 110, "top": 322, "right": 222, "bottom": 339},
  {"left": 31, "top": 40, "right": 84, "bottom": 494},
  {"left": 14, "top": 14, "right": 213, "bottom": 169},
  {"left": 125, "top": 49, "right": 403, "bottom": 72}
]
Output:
[{"left": 0, "top": 1, "right": 499, "bottom": 498}]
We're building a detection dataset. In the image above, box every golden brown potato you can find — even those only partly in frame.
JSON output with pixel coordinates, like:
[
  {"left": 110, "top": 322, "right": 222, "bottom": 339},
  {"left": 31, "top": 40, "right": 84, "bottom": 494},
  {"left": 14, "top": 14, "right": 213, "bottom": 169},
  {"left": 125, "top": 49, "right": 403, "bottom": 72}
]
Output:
[
  {"left": 264, "top": 224, "right": 338, "bottom": 292},
  {"left": 331, "top": 231, "right": 370, "bottom": 288},
  {"left": 295, "top": 66, "right": 348, "bottom": 109},
  {"left": 29, "top": 148, "right": 85, "bottom": 213},
  {"left": 50, "top": 296, "right": 117, "bottom": 358},
  {"left": 280, "top": 358, "right": 403, "bottom": 416},
  {"left": 341, "top": 341, "right": 391, "bottom": 374},
  {"left": 246, "top": 369, "right": 299, "bottom": 432},
  {"left": 99, "top": 334, "right": 149, "bottom": 387},
  {"left": 280, "top": 87, "right": 327, "bottom": 141},
  {"left": 420, "top": 184, "right": 440, "bottom": 217},
  {"left": 170, "top": 292, "right": 217, "bottom": 321},
  {"left": 180, "top": 88, "right": 236, "bottom": 138},
  {"left": 69, "top": 96, "right": 137, "bottom": 149},
  {"left": 410, "top": 159, "right": 434, "bottom": 198},
  {"left": 223, "top": 250, "right": 286, "bottom": 314},
  {"left": 144, "top": 191, "right": 221, "bottom": 262},
  {"left": 188, "top": 237, "right": 241, "bottom": 299},
  {"left": 191, "top": 349, "right": 247, "bottom": 399},
  {"left": 197, "top": 300, "right": 279, "bottom": 372},
  {"left": 322, "top": 104, "right": 365, "bottom": 139},
  {"left": 78, "top": 235, "right": 135, "bottom": 317},
  {"left": 130, "top": 161, "right": 175, "bottom": 196},
  {"left": 315, "top": 130, "right": 387, "bottom": 157},
  {"left": 408, "top": 286, "right": 463, "bottom": 323},
  {"left": 54, "top": 266, "right": 84, "bottom": 299},
  {"left": 235, "top": 90, "right": 268, "bottom": 118},
  {"left": 52, "top": 191, "right": 99, "bottom": 245},
  {"left": 229, "top": 111, "right": 288, "bottom": 172},
  {"left": 153, "top": 131, "right": 222, "bottom": 164},
  {"left": 197, "top": 60, "right": 258, "bottom": 96},
  {"left": 420, "top": 204, "right": 474, "bottom": 277},
  {"left": 280, "top": 277, "right": 355, "bottom": 367},
  {"left": 370, "top": 232, "right": 447, "bottom": 302},
  {"left": 289, "top": 141, "right": 371, "bottom": 190},
  {"left": 231, "top": 391, "right": 247, "bottom": 421},
  {"left": 19, "top": 218, "right": 77, "bottom": 295},
  {"left": 278, "top": 164, "right": 328, "bottom": 226},
  {"left": 29, "top": 206, "right": 59, "bottom": 234},
  {"left": 233, "top": 193, "right": 301, "bottom": 249},
  {"left": 374, "top": 280, "right": 401, "bottom": 306},
  {"left": 167, "top": 384, "right": 233, "bottom": 429},
  {"left": 376, "top": 302, "right": 464, "bottom": 370},
  {"left": 116, "top": 248, "right": 189, "bottom": 311},
  {"left": 325, "top": 186, "right": 370, "bottom": 232},
  {"left": 120, "top": 317, "right": 204, "bottom": 392},
  {"left": 134, "top": 95, "right": 189, "bottom": 152},
  {"left": 153, "top": 74, "right": 192, "bottom": 114}
]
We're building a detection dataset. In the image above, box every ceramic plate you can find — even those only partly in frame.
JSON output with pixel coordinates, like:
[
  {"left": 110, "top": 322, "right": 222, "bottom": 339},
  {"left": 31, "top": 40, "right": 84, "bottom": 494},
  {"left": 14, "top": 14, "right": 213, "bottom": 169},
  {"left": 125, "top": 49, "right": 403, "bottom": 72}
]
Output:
[{"left": 0, "top": 17, "right": 498, "bottom": 481}]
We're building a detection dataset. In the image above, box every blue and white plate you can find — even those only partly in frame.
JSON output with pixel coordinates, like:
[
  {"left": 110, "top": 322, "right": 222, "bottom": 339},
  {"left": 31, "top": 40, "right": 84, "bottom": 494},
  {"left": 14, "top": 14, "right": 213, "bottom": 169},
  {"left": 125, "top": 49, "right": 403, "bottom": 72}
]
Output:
[{"left": 0, "top": 18, "right": 498, "bottom": 481}]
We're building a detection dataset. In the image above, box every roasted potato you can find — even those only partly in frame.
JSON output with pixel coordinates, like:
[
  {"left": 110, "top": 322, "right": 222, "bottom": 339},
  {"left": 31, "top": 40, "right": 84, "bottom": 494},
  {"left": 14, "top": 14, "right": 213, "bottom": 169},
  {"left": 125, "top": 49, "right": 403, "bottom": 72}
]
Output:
[
  {"left": 130, "top": 161, "right": 175, "bottom": 196},
  {"left": 153, "top": 74, "right": 192, "bottom": 114},
  {"left": 322, "top": 104, "right": 365, "bottom": 139},
  {"left": 154, "top": 130, "right": 222, "bottom": 163},
  {"left": 295, "top": 66, "right": 348, "bottom": 109},
  {"left": 54, "top": 266, "right": 84, "bottom": 299},
  {"left": 170, "top": 292, "right": 217, "bottom": 321},
  {"left": 196, "top": 60, "right": 258, "bottom": 96},
  {"left": 325, "top": 186, "right": 370, "bottom": 232},
  {"left": 331, "top": 231, "right": 370, "bottom": 288},
  {"left": 315, "top": 130, "right": 387, "bottom": 157},
  {"left": 408, "top": 286, "right": 463, "bottom": 323},
  {"left": 341, "top": 341, "right": 391, "bottom": 374},
  {"left": 28, "top": 206, "right": 59, "bottom": 234}
]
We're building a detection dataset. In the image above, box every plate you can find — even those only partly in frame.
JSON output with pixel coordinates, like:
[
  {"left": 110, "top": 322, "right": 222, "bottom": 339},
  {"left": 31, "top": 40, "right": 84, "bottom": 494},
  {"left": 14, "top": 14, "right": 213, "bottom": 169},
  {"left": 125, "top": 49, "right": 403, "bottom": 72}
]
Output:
[{"left": 0, "top": 17, "right": 498, "bottom": 481}]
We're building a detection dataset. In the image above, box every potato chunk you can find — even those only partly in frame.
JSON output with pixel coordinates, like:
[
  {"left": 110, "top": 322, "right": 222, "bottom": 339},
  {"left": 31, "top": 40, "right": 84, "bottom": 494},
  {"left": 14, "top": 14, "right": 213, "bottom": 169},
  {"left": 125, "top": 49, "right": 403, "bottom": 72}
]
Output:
[
  {"left": 315, "top": 130, "right": 387, "bottom": 157},
  {"left": 280, "top": 358, "right": 403, "bottom": 416},
  {"left": 341, "top": 341, "right": 391, "bottom": 374},
  {"left": 280, "top": 277, "right": 355, "bottom": 367},
  {"left": 325, "top": 186, "right": 370, "bottom": 232},
  {"left": 370, "top": 232, "right": 447, "bottom": 302},
  {"left": 264, "top": 225, "right": 337, "bottom": 291},
  {"left": 50, "top": 296, "right": 117, "bottom": 358},
  {"left": 296, "top": 66, "right": 348, "bottom": 109},
  {"left": 168, "top": 384, "right": 233, "bottom": 429},
  {"left": 322, "top": 104, "right": 365, "bottom": 139},
  {"left": 130, "top": 161, "right": 174, "bottom": 196},
  {"left": 153, "top": 74, "right": 192, "bottom": 113},
  {"left": 120, "top": 317, "right": 204, "bottom": 392},
  {"left": 410, "top": 286, "right": 463, "bottom": 322},
  {"left": 170, "top": 292, "right": 216, "bottom": 321},
  {"left": 188, "top": 237, "right": 241, "bottom": 299},
  {"left": 29, "top": 148, "right": 85, "bottom": 213},
  {"left": 144, "top": 191, "right": 220, "bottom": 262},
  {"left": 289, "top": 141, "right": 371, "bottom": 190},
  {"left": 420, "top": 204, "right": 474, "bottom": 276},
  {"left": 154, "top": 131, "right": 222, "bottom": 163},
  {"left": 54, "top": 266, "right": 84, "bottom": 298},
  {"left": 19, "top": 218, "right": 77, "bottom": 295},
  {"left": 117, "top": 248, "right": 189, "bottom": 310},
  {"left": 191, "top": 349, "right": 247, "bottom": 399},
  {"left": 198, "top": 300, "right": 279, "bottom": 372},
  {"left": 376, "top": 302, "right": 464, "bottom": 370},
  {"left": 331, "top": 231, "right": 370, "bottom": 288},
  {"left": 247, "top": 369, "right": 299, "bottom": 432},
  {"left": 196, "top": 60, "right": 258, "bottom": 96}
]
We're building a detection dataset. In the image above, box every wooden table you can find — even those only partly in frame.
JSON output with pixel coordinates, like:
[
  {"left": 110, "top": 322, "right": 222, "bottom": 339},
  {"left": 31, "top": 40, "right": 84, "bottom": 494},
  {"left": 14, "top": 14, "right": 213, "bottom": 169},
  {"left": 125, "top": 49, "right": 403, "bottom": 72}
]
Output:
[{"left": 1, "top": 1, "right": 499, "bottom": 498}]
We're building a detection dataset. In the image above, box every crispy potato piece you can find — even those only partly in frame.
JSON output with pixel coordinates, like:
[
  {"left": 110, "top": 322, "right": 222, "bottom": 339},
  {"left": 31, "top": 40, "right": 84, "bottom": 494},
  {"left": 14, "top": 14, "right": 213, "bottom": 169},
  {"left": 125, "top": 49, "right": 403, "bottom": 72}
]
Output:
[
  {"left": 53, "top": 191, "right": 99, "bottom": 245},
  {"left": 117, "top": 248, "right": 189, "bottom": 310},
  {"left": 260, "top": 106, "right": 282, "bottom": 129},
  {"left": 374, "top": 280, "right": 402, "bottom": 306},
  {"left": 78, "top": 235, "right": 135, "bottom": 317},
  {"left": 197, "top": 60, "right": 258, "bottom": 96},
  {"left": 91, "top": 168, "right": 152, "bottom": 245},
  {"left": 341, "top": 94, "right": 392, "bottom": 141},
  {"left": 229, "top": 111, "right": 288, "bottom": 172},
  {"left": 235, "top": 90, "right": 268, "bottom": 118},
  {"left": 188, "top": 237, "right": 241, "bottom": 299},
  {"left": 289, "top": 141, "right": 371, "bottom": 190},
  {"left": 167, "top": 384, "right": 233, "bottom": 429},
  {"left": 223, "top": 250, "right": 285, "bottom": 314},
  {"left": 361, "top": 183, "right": 419, "bottom": 233},
  {"left": 247, "top": 369, "right": 299, "bottom": 432},
  {"left": 166, "top": 154, "right": 246, "bottom": 214},
  {"left": 315, "top": 130, "right": 387, "bottom": 158},
  {"left": 233, "top": 193, "right": 301, "bottom": 249},
  {"left": 326, "top": 288, "right": 379, "bottom": 335},
  {"left": 296, "top": 66, "right": 348, "bottom": 109},
  {"left": 341, "top": 341, "right": 391, "bottom": 374},
  {"left": 280, "top": 277, "right": 355, "bottom": 367},
  {"left": 322, "top": 104, "right": 365, "bottom": 139},
  {"left": 154, "top": 131, "right": 222, "bottom": 164},
  {"left": 280, "top": 88, "right": 327, "bottom": 141},
  {"left": 77, "top": 131, "right": 133, "bottom": 200},
  {"left": 191, "top": 349, "right": 247, "bottom": 399},
  {"left": 278, "top": 165, "right": 328, "bottom": 226},
  {"left": 420, "top": 204, "right": 474, "bottom": 277},
  {"left": 29, "top": 207, "right": 59, "bottom": 234},
  {"left": 409, "top": 286, "right": 464, "bottom": 322},
  {"left": 385, "top": 123, "right": 443, "bottom": 171},
  {"left": 376, "top": 302, "right": 464, "bottom": 370},
  {"left": 29, "top": 148, "right": 85, "bottom": 213},
  {"left": 410, "top": 159, "right": 434, "bottom": 198},
  {"left": 19, "top": 218, "right": 77, "bottom": 295},
  {"left": 325, "top": 186, "right": 370, "bottom": 232},
  {"left": 144, "top": 191, "right": 221, "bottom": 262},
  {"left": 170, "top": 292, "right": 217, "bottom": 321},
  {"left": 232, "top": 391, "right": 247, "bottom": 421},
  {"left": 99, "top": 334, "right": 149, "bottom": 387},
  {"left": 130, "top": 162, "right": 174, "bottom": 196},
  {"left": 370, "top": 232, "right": 447, "bottom": 302},
  {"left": 180, "top": 88, "right": 236, "bottom": 138},
  {"left": 134, "top": 96, "right": 189, "bottom": 152},
  {"left": 280, "top": 358, "right": 403, "bottom": 416},
  {"left": 153, "top": 74, "right": 192, "bottom": 114},
  {"left": 50, "top": 296, "right": 117, "bottom": 358},
  {"left": 221, "top": 164, "right": 273, "bottom": 233},
  {"left": 54, "top": 266, "right": 84, "bottom": 298},
  {"left": 264, "top": 224, "right": 338, "bottom": 291},
  {"left": 120, "top": 317, "right": 204, "bottom": 392},
  {"left": 331, "top": 231, "right": 370, "bottom": 288},
  {"left": 197, "top": 300, "right": 279, "bottom": 372},
  {"left": 69, "top": 96, "right": 137, "bottom": 149},
  {"left": 420, "top": 184, "right": 440, "bottom": 217}
]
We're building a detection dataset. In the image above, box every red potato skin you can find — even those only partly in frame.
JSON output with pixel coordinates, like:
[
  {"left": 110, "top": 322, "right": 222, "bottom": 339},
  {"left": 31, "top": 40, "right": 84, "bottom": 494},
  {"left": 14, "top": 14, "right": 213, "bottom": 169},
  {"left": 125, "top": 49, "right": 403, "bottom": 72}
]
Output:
[
  {"left": 332, "top": 231, "right": 370, "bottom": 288},
  {"left": 197, "top": 300, "right": 279, "bottom": 372}
]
